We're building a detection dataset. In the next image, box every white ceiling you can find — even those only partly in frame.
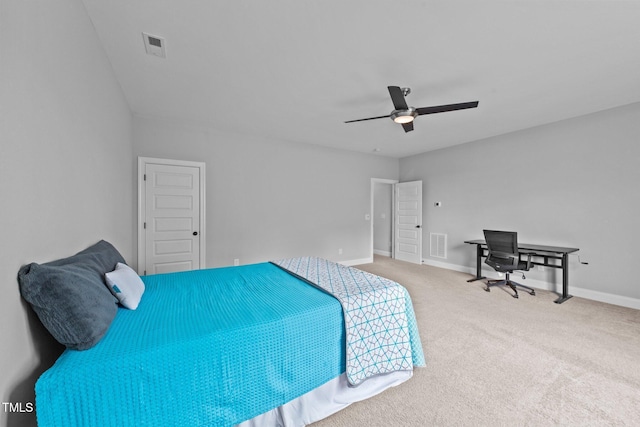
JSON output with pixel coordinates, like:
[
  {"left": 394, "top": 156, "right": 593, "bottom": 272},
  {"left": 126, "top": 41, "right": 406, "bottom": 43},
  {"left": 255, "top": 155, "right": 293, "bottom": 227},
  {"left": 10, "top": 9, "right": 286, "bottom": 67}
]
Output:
[{"left": 81, "top": 0, "right": 640, "bottom": 158}]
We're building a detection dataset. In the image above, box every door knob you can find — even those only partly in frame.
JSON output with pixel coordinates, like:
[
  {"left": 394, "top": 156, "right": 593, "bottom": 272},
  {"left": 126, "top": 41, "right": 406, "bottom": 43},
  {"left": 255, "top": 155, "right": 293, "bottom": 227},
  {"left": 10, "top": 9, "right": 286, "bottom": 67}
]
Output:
[
  {"left": 416, "top": 225, "right": 421, "bottom": 228},
  {"left": 193, "top": 231, "right": 198, "bottom": 236}
]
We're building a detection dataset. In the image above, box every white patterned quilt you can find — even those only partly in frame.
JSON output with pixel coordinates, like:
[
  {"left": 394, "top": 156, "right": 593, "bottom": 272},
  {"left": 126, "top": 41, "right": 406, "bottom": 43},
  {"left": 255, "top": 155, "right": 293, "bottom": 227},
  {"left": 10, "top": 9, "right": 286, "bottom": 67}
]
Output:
[{"left": 271, "top": 257, "right": 425, "bottom": 386}]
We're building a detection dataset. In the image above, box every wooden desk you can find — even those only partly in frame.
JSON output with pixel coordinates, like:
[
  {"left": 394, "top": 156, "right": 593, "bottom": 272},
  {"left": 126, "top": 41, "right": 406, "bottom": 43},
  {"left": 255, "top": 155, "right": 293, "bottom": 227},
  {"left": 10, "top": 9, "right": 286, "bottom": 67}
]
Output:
[{"left": 464, "top": 240, "right": 579, "bottom": 304}]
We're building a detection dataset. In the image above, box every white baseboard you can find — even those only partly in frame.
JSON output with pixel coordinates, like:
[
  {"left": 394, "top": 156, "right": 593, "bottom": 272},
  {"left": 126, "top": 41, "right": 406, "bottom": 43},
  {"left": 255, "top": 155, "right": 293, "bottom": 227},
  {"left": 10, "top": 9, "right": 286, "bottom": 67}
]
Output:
[
  {"left": 341, "top": 257, "right": 374, "bottom": 267},
  {"left": 373, "top": 249, "right": 392, "bottom": 257},
  {"left": 567, "top": 288, "right": 640, "bottom": 310},
  {"left": 422, "top": 258, "right": 471, "bottom": 273},
  {"left": 422, "top": 259, "right": 640, "bottom": 310}
]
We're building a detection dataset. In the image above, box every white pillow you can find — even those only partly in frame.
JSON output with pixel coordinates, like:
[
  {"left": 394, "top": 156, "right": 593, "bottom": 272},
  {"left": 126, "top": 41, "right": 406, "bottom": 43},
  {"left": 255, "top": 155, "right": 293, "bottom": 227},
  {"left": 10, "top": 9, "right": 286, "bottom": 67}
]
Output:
[{"left": 105, "top": 263, "right": 145, "bottom": 310}]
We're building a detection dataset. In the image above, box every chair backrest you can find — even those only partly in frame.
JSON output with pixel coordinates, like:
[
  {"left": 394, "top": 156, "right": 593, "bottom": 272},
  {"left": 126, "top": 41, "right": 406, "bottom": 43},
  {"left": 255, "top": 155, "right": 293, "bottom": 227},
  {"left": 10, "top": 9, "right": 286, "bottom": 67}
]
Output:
[{"left": 483, "top": 230, "right": 519, "bottom": 271}]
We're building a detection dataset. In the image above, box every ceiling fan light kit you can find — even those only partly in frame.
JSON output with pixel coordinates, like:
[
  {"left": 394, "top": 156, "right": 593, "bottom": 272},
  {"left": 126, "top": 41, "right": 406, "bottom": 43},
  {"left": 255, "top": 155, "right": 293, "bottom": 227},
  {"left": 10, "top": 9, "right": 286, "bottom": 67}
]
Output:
[
  {"left": 391, "top": 108, "right": 418, "bottom": 124},
  {"left": 345, "top": 85, "right": 479, "bottom": 133}
]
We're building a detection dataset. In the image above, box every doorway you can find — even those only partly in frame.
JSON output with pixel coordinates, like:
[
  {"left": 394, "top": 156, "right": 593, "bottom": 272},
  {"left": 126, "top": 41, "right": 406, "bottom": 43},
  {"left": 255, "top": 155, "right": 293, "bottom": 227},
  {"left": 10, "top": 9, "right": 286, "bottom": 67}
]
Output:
[
  {"left": 370, "top": 178, "right": 423, "bottom": 264},
  {"left": 372, "top": 180, "right": 395, "bottom": 257}
]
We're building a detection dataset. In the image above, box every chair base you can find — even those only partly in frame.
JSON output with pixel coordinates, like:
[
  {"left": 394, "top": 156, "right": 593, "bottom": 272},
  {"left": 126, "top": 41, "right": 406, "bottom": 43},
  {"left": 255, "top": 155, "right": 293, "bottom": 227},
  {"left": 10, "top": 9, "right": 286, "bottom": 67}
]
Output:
[{"left": 485, "top": 277, "right": 536, "bottom": 299}]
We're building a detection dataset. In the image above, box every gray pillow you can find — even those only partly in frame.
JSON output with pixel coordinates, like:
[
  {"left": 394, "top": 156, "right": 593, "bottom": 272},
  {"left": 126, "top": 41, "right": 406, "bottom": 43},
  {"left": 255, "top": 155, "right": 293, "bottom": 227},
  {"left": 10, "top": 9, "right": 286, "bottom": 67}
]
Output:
[{"left": 17, "top": 240, "right": 125, "bottom": 350}]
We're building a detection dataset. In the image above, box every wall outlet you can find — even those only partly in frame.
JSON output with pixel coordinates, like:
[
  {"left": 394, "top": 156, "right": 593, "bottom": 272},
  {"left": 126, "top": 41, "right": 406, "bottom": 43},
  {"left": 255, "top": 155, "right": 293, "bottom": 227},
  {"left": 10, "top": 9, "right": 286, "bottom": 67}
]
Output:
[
  {"left": 233, "top": 258, "right": 240, "bottom": 266},
  {"left": 338, "top": 248, "right": 343, "bottom": 255}
]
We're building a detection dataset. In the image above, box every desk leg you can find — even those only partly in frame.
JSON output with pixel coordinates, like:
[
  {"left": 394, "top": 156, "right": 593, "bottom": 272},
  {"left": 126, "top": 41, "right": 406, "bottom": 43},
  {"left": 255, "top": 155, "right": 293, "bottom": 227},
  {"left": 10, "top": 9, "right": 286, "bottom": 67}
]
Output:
[
  {"left": 467, "top": 244, "right": 486, "bottom": 283},
  {"left": 554, "top": 253, "right": 573, "bottom": 304}
]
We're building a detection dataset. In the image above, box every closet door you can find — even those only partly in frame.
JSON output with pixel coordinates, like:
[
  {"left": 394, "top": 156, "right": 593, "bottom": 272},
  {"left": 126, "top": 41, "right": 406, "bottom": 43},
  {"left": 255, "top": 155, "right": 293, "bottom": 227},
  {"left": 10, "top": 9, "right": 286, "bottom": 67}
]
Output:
[{"left": 138, "top": 157, "right": 206, "bottom": 275}]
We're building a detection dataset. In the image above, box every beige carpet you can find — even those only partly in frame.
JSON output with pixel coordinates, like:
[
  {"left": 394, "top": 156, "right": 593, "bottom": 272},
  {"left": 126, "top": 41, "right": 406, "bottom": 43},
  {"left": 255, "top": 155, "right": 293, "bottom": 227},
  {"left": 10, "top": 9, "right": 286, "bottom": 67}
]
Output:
[{"left": 313, "top": 256, "right": 640, "bottom": 426}]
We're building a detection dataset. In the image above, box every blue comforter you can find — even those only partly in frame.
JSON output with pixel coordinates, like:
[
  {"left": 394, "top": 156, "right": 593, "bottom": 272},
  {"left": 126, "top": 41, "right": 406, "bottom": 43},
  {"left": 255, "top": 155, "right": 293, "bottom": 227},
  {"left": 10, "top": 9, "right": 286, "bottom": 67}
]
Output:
[{"left": 36, "top": 263, "right": 345, "bottom": 426}]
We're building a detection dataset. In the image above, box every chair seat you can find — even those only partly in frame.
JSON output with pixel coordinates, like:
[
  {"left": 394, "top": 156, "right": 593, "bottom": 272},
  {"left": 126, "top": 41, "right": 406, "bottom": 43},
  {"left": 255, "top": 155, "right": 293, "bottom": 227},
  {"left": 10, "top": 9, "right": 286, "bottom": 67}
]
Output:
[{"left": 486, "top": 259, "right": 529, "bottom": 273}]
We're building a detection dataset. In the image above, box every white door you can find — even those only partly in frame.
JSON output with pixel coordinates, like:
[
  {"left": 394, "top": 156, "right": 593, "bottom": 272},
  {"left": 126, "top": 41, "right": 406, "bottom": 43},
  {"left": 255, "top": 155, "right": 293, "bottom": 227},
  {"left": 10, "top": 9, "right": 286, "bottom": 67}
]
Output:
[
  {"left": 394, "top": 180, "right": 422, "bottom": 264},
  {"left": 138, "top": 158, "right": 206, "bottom": 275}
]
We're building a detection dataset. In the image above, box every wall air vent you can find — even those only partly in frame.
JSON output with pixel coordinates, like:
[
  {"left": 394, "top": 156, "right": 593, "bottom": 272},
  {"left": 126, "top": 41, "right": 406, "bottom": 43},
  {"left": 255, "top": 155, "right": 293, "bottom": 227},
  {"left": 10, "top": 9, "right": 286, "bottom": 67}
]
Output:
[
  {"left": 142, "top": 32, "right": 166, "bottom": 58},
  {"left": 430, "top": 233, "right": 447, "bottom": 259}
]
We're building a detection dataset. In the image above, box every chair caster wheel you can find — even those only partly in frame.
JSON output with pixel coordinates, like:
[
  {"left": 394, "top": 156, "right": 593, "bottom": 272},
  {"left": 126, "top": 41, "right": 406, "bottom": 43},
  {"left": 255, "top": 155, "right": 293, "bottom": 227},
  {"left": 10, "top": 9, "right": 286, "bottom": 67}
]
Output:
[
  {"left": 485, "top": 287, "right": 490, "bottom": 292},
  {"left": 513, "top": 294, "right": 519, "bottom": 299},
  {"left": 530, "top": 291, "right": 536, "bottom": 296}
]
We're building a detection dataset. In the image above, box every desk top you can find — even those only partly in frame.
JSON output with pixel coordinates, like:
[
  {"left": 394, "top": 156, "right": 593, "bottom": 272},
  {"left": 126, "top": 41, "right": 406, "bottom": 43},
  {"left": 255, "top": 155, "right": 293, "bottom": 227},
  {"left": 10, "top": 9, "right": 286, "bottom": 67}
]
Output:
[{"left": 464, "top": 239, "right": 579, "bottom": 254}]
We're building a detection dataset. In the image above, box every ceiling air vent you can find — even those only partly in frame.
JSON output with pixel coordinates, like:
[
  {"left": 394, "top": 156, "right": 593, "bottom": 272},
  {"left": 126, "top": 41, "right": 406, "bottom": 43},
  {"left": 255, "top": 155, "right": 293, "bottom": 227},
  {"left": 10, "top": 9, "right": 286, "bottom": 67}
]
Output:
[{"left": 142, "top": 32, "right": 166, "bottom": 58}]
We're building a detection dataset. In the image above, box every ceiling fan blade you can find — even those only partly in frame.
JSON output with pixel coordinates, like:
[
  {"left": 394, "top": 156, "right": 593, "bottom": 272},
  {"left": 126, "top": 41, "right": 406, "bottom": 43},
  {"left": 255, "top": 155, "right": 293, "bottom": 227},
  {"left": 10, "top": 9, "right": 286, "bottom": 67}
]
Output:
[
  {"left": 416, "top": 101, "right": 479, "bottom": 116},
  {"left": 388, "top": 86, "right": 408, "bottom": 110},
  {"left": 344, "top": 114, "right": 391, "bottom": 123},
  {"left": 402, "top": 122, "right": 414, "bottom": 132}
]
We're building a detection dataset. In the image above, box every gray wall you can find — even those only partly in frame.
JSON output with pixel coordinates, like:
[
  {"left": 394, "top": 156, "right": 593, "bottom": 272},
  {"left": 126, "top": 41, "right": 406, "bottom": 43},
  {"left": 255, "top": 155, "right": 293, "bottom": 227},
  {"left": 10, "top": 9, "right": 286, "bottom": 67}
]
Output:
[
  {"left": 133, "top": 115, "right": 399, "bottom": 268},
  {"left": 401, "top": 102, "right": 640, "bottom": 305},
  {"left": 0, "top": 1, "right": 133, "bottom": 425}
]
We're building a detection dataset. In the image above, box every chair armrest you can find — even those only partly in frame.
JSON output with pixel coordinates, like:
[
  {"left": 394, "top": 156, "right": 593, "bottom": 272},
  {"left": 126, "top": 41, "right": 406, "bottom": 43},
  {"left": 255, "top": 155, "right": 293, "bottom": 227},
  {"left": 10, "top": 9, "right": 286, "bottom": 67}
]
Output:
[{"left": 519, "top": 251, "right": 535, "bottom": 270}]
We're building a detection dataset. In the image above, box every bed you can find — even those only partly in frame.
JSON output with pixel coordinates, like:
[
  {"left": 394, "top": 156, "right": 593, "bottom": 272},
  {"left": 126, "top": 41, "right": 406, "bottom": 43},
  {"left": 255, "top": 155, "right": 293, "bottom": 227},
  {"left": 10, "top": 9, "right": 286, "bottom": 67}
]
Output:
[{"left": 18, "top": 242, "right": 424, "bottom": 426}]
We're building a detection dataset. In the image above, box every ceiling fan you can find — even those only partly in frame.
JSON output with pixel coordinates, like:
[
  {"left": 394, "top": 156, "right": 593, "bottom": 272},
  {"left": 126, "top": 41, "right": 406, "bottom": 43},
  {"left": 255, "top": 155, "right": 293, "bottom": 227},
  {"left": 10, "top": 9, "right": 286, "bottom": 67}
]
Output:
[{"left": 345, "top": 86, "right": 479, "bottom": 133}]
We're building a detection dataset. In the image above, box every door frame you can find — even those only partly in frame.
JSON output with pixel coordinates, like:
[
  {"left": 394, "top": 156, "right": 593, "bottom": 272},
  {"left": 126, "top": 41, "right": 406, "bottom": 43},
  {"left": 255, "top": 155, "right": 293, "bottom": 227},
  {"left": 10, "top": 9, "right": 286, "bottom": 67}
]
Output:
[
  {"left": 137, "top": 157, "right": 206, "bottom": 275},
  {"left": 370, "top": 178, "right": 398, "bottom": 261}
]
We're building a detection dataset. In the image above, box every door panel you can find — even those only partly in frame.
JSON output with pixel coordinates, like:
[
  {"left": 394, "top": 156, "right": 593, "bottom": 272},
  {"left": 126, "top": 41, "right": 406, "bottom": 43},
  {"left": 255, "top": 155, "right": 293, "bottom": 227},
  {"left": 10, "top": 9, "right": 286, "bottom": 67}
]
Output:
[
  {"left": 145, "top": 163, "right": 200, "bottom": 274},
  {"left": 394, "top": 180, "right": 422, "bottom": 264},
  {"left": 154, "top": 239, "right": 193, "bottom": 255},
  {"left": 153, "top": 260, "right": 194, "bottom": 275}
]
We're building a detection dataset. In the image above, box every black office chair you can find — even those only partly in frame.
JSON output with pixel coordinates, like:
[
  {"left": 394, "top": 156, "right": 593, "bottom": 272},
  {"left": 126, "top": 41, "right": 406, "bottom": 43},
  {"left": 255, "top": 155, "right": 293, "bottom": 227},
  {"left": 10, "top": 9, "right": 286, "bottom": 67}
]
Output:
[{"left": 483, "top": 230, "right": 536, "bottom": 299}]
